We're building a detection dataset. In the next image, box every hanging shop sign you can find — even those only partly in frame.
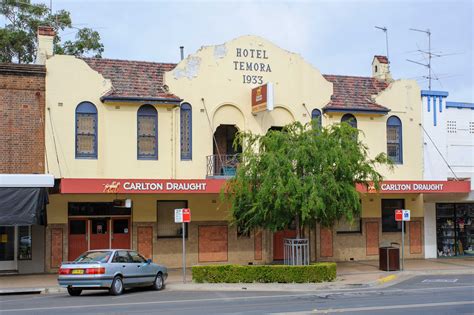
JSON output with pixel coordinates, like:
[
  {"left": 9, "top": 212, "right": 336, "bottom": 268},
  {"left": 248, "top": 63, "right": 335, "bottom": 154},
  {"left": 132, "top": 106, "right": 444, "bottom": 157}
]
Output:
[
  {"left": 357, "top": 180, "right": 471, "bottom": 194},
  {"left": 251, "top": 82, "right": 274, "bottom": 113},
  {"left": 60, "top": 178, "right": 227, "bottom": 194}
]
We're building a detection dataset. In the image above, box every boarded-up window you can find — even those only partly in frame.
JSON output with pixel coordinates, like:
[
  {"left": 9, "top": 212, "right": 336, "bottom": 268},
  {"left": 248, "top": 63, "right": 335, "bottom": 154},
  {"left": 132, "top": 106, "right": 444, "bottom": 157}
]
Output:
[
  {"left": 138, "top": 105, "right": 158, "bottom": 159},
  {"left": 76, "top": 102, "right": 97, "bottom": 158},
  {"left": 180, "top": 103, "right": 192, "bottom": 160},
  {"left": 199, "top": 225, "right": 228, "bottom": 262}
]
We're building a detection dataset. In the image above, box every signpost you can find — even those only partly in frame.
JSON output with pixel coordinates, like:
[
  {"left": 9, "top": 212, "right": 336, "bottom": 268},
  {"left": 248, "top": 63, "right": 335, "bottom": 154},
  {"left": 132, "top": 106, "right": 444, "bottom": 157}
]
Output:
[
  {"left": 395, "top": 209, "right": 410, "bottom": 271},
  {"left": 174, "top": 208, "right": 191, "bottom": 283}
]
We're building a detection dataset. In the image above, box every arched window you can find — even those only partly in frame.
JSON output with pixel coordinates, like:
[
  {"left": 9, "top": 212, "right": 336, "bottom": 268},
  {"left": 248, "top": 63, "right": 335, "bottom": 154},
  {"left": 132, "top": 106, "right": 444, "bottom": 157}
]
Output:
[
  {"left": 75, "top": 102, "right": 98, "bottom": 159},
  {"left": 311, "top": 109, "right": 322, "bottom": 129},
  {"left": 341, "top": 113, "right": 357, "bottom": 129},
  {"left": 180, "top": 103, "right": 192, "bottom": 160},
  {"left": 387, "top": 116, "right": 403, "bottom": 163},
  {"left": 137, "top": 105, "right": 158, "bottom": 160}
]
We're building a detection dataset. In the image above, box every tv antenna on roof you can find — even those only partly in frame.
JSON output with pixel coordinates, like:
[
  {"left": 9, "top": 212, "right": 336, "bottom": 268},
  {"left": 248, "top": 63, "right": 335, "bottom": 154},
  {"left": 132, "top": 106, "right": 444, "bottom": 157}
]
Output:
[
  {"left": 407, "top": 28, "right": 436, "bottom": 90},
  {"left": 375, "top": 26, "right": 390, "bottom": 64}
]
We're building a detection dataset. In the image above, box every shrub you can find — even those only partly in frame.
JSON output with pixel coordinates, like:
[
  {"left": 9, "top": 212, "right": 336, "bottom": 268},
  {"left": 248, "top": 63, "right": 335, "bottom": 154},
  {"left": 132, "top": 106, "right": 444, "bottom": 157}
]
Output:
[{"left": 192, "top": 263, "right": 336, "bottom": 283}]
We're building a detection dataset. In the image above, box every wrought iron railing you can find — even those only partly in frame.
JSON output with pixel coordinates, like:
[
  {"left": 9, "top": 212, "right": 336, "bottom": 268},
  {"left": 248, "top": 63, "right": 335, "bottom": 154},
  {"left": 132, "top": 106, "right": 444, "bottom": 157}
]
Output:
[{"left": 206, "top": 154, "right": 240, "bottom": 177}]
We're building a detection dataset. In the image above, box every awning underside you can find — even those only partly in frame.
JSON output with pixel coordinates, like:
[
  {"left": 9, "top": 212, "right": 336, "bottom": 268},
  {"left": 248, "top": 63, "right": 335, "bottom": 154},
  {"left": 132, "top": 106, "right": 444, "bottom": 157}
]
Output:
[{"left": 0, "top": 188, "right": 48, "bottom": 226}]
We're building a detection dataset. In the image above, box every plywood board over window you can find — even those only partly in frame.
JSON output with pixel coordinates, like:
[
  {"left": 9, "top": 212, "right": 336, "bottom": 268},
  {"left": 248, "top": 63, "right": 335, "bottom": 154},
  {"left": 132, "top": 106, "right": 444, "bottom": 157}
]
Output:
[
  {"left": 198, "top": 225, "right": 228, "bottom": 262},
  {"left": 409, "top": 221, "right": 422, "bottom": 254},
  {"left": 366, "top": 222, "right": 379, "bottom": 256}
]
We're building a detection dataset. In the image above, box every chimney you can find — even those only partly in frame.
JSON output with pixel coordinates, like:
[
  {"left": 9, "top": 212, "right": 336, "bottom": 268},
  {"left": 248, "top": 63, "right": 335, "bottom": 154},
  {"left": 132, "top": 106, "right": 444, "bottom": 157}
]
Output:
[
  {"left": 180, "top": 46, "right": 184, "bottom": 61},
  {"left": 372, "top": 55, "right": 391, "bottom": 81},
  {"left": 36, "top": 26, "right": 56, "bottom": 65}
]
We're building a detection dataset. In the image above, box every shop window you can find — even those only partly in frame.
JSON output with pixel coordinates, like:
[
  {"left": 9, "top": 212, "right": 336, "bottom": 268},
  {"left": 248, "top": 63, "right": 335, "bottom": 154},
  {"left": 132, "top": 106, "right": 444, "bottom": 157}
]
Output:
[
  {"left": 341, "top": 113, "right": 357, "bottom": 129},
  {"left": 75, "top": 102, "right": 98, "bottom": 159},
  {"left": 382, "top": 199, "right": 405, "bottom": 232},
  {"left": 180, "top": 103, "right": 192, "bottom": 160},
  {"left": 137, "top": 105, "right": 158, "bottom": 160},
  {"left": 157, "top": 201, "right": 188, "bottom": 238},
  {"left": 311, "top": 109, "right": 322, "bottom": 129},
  {"left": 69, "top": 220, "right": 86, "bottom": 234},
  {"left": 336, "top": 217, "right": 362, "bottom": 233},
  {"left": 387, "top": 116, "right": 403, "bottom": 164},
  {"left": 18, "top": 226, "right": 32, "bottom": 260}
]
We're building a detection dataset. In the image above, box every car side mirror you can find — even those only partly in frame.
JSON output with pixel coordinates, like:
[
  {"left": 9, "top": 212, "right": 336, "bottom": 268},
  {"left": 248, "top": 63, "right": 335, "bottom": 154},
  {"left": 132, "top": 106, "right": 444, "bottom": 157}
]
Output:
[{"left": 146, "top": 258, "right": 152, "bottom": 264}]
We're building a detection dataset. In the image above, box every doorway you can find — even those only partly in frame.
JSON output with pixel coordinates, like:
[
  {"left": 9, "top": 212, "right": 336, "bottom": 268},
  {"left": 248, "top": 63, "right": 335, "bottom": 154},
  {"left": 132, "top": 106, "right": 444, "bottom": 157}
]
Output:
[
  {"left": 68, "top": 217, "right": 131, "bottom": 261},
  {"left": 273, "top": 229, "right": 297, "bottom": 261},
  {"left": 0, "top": 226, "right": 16, "bottom": 270}
]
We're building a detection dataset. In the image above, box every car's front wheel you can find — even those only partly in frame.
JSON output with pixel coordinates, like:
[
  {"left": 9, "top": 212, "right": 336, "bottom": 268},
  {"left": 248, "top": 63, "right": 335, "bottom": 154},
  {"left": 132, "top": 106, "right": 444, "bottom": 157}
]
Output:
[
  {"left": 109, "top": 276, "right": 124, "bottom": 296},
  {"left": 152, "top": 273, "right": 164, "bottom": 291},
  {"left": 67, "top": 287, "right": 82, "bottom": 296}
]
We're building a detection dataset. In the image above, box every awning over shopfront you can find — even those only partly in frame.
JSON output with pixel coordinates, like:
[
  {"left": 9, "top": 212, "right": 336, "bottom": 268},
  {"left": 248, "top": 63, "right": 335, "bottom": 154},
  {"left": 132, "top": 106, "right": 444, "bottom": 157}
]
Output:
[
  {"left": 0, "top": 175, "right": 54, "bottom": 226},
  {"left": 59, "top": 178, "right": 471, "bottom": 195},
  {"left": 60, "top": 178, "right": 227, "bottom": 194},
  {"left": 357, "top": 180, "right": 471, "bottom": 194}
]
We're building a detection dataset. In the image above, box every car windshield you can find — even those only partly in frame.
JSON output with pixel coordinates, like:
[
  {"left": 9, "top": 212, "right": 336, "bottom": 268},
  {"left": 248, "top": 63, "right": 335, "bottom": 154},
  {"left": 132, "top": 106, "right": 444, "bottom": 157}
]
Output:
[{"left": 74, "top": 251, "right": 112, "bottom": 263}]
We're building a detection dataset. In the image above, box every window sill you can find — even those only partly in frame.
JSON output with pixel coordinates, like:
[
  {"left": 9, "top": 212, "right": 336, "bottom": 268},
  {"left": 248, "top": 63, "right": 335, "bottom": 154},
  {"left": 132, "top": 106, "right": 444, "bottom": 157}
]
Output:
[{"left": 336, "top": 231, "right": 362, "bottom": 234}]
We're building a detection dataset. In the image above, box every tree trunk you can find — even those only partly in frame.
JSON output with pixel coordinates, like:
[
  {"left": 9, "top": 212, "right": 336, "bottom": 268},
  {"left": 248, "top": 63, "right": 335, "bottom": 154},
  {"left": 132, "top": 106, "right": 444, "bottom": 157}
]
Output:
[{"left": 295, "top": 215, "right": 300, "bottom": 239}]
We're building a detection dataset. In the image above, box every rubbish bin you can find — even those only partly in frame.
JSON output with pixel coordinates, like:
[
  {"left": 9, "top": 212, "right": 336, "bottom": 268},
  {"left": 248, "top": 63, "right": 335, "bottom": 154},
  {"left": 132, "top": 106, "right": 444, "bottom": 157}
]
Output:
[{"left": 379, "top": 243, "right": 400, "bottom": 271}]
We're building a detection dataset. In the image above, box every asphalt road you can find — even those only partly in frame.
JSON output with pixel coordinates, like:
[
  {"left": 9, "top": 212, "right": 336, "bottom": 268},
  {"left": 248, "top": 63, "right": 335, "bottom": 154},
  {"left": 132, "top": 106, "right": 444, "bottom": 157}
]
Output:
[{"left": 0, "top": 274, "right": 473, "bottom": 314}]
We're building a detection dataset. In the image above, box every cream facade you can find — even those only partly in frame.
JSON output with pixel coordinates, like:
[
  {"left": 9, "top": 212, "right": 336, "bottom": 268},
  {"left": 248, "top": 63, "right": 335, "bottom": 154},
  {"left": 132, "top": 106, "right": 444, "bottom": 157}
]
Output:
[{"left": 44, "top": 35, "right": 431, "bottom": 270}]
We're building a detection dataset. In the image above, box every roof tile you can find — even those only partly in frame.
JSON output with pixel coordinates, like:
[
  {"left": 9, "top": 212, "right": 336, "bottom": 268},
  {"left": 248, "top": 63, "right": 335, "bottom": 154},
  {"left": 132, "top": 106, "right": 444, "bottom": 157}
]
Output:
[
  {"left": 81, "top": 58, "right": 180, "bottom": 101},
  {"left": 322, "top": 75, "right": 390, "bottom": 113}
]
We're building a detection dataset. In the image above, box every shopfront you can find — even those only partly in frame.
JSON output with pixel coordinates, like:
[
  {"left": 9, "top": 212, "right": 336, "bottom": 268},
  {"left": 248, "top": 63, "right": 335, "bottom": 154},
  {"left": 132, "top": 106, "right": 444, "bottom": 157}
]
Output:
[
  {"left": 436, "top": 203, "right": 473, "bottom": 257},
  {"left": 0, "top": 174, "right": 53, "bottom": 273}
]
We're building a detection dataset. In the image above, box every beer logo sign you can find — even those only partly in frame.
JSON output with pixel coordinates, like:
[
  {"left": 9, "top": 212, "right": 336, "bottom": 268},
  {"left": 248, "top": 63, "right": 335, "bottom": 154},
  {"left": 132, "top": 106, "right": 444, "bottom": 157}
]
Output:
[{"left": 103, "top": 181, "right": 121, "bottom": 193}]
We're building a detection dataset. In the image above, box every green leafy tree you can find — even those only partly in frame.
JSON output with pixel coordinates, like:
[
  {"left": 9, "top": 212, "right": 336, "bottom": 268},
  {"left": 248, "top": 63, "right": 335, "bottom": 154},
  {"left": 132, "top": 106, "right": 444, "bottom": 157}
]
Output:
[
  {"left": 223, "top": 120, "right": 392, "bottom": 238},
  {"left": 0, "top": 0, "right": 104, "bottom": 63}
]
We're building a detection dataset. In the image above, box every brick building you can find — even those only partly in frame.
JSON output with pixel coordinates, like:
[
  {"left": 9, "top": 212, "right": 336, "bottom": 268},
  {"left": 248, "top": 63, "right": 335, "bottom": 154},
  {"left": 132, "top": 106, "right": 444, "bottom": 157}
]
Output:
[{"left": 0, "top": 63, "right": 53, "bottom": 273}]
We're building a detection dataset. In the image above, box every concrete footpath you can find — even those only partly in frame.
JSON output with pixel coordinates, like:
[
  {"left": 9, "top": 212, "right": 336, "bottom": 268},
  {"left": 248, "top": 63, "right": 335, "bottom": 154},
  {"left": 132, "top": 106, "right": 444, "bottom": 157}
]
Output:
[{"left": 0, "top": 258, "right": 472, "bottom": 295}]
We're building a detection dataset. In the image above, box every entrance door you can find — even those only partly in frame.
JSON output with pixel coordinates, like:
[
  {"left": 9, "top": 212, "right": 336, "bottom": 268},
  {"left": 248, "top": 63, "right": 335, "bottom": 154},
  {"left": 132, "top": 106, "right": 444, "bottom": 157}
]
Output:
[
  {"left": 68, "top": 220, "right": 88, "bottom": 261},
  {"left": 0, "top": 226, "right": 17, "bottom": 270},
  {"left": 90, "top": 218, "right": 110, "bottom": 250},
  {"left": 111, "top": 218, "right": 130, "bottom": 249},
  {"left": 273, "top": 229, "right": 297, "bottom": 261}
]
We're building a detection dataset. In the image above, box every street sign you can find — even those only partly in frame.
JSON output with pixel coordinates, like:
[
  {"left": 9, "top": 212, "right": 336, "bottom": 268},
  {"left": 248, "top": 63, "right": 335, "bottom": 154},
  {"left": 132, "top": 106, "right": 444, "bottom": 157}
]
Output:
[
  {"left": 402, "top": 209, "right": 411, "bottom": 221},
  {"left": 395, "top": 209, "right": 403, "bottom": 221},
  {"left": 174, "top": 208, "right": 183, "bottom": 223},
  {"left": 175, "top": 208, "right": 191, "bottom": 284},
  {"left": 182, "top": 208, "right": 191, "bottom": 223}
]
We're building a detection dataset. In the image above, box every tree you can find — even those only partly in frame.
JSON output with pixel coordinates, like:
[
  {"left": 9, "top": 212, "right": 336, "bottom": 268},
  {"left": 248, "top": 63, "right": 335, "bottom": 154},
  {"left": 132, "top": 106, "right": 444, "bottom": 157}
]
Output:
[
  {"left": 223, "top": 120, "right": 392, "bottom": 239},
  {"left": 0, "top": 0, "right": 104, "bottom": 63}
]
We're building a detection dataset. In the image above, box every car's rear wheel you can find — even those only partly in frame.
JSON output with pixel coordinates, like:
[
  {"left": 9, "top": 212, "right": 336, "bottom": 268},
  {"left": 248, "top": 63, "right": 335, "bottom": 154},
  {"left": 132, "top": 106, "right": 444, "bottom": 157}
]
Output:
[
  {"left": 109, "top": 276, "right": 124, "bottom": 296},
  {"left": 152, "top": 273, "right": 164, "bottom": 291},
  {"left": 67, "top": 287, "right": 82, "bottom": 296}
]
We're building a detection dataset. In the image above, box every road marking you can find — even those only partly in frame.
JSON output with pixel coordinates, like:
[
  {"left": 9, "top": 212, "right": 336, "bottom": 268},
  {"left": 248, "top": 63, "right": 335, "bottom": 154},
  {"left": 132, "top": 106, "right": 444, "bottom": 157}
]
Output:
[
  {"left": 310, "top": 301, "right": 474, "bottom": 313},
  {"left": 377, "top": 274, "right": 397, "bottom": 284},
  {"left": 422, "top": 278, "right": 458, "bottom": 283},
  {"left": 2, "top": 284, "right": 474, "bottom": 313}
]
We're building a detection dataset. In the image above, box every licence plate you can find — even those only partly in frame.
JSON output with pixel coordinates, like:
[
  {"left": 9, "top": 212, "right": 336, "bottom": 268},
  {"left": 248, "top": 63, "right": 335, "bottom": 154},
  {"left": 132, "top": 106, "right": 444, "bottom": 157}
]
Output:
[{"left": 71, "top": 269, "right": 84, "bottom": 275}]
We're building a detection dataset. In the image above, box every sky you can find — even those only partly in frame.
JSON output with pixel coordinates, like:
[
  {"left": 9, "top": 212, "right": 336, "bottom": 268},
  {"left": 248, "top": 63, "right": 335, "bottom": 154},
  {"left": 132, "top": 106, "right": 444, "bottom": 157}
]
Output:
[{"left": 20, "top": 0, "right": 474, "bottom": 102}]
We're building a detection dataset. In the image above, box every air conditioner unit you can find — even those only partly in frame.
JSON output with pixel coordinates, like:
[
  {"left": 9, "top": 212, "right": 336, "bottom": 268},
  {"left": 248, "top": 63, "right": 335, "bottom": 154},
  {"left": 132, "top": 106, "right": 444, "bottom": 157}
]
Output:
[{"left": 113, "top": 199, "right": 132, "bottom": 208}]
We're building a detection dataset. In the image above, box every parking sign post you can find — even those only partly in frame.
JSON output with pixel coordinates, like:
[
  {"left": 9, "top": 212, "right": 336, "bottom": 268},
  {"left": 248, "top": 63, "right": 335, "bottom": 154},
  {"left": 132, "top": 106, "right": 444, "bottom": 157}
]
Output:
[
  {"left": 175, "top": 208, "right": 191, "bottom": 284},
  {"left": 396, "top": 209, "right": 410, "bottom": 271}
]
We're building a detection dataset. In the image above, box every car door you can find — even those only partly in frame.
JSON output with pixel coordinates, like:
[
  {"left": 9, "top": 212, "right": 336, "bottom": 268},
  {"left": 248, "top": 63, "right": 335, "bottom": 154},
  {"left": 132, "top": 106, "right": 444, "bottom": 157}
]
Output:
[
  {"left": 128, "top": 251, "right": 155, "bottom": 285},
  {"left": 112, "top": 250, "right": 134, "bottom": 285}
]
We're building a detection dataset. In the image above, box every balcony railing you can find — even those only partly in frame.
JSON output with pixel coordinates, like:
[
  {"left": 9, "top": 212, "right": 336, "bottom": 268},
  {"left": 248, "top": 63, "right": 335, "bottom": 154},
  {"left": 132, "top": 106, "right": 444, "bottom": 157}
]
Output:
[{"left": 206, "top": 154, "right": 240, "bottom": 177}]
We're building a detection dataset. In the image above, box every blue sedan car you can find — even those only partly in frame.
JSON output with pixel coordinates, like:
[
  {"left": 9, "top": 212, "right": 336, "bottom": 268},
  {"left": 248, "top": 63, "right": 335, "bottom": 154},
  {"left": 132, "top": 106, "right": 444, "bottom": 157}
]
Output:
[{"left": 58, "top": 249, "right": 168, "bottom": 296}]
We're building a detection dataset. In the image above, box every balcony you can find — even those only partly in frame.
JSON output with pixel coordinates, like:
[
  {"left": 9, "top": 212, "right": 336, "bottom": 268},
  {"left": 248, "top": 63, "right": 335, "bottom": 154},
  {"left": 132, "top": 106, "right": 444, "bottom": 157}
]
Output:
[{"left": 206, "top": 154, "right": 240, "bottom": 178}]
